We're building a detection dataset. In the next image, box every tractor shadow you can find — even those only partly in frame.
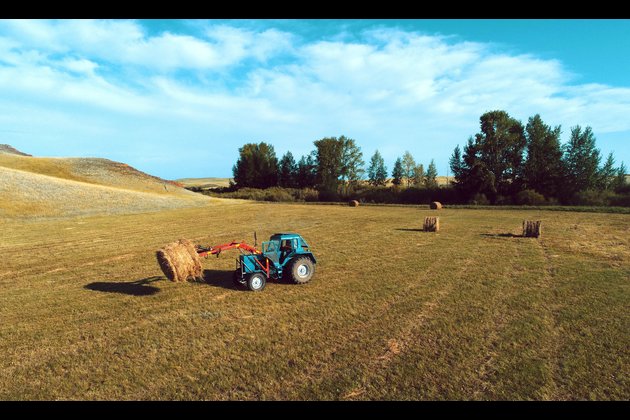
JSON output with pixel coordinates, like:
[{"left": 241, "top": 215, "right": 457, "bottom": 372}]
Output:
[
  {"left": 84, "top": 276, "right": 162, "bottom": 296},
  {"left": 203, "top": 269, "right": 240, "bottom": 290},
  {"left": 202, "top": 269, "right": 294, "bottom": 290},
  {"left": 480, "top": 233, "right": 523, "bottom": 238}
]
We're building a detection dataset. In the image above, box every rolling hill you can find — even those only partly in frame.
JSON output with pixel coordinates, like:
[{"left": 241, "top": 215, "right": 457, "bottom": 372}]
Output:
[{"left": 0, "top": 146, "right": 213, "bottom": 218}]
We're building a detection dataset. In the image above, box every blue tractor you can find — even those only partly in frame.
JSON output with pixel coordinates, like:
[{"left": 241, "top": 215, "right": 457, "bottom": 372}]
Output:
[{"left": 196, "top": 233, "right": 316, "bottom": 291}]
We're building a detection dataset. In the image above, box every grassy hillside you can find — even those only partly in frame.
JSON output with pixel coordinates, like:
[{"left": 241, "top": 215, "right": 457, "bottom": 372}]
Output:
[
  {"left": 0, "top": 144, "right": 31, "bottom": 156},
  {"left": 0, "top": 203, "right": 627, "bottom": 400},
  {"left": 0, "top": 151, "right": 213, "bottom": 218},
  {"left": 0, "top": 153, "right": 187, "bottom": 195}
]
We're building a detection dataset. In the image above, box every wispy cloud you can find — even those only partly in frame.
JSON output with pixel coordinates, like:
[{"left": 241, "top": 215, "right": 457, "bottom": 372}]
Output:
[{"left": 0, "top": 20, "right": 628, "bottom": 179}]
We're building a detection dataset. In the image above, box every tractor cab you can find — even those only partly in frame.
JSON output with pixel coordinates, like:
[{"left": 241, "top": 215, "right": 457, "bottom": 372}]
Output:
[
  {"left": 262, "top": 233, "right": 313, "bottom": 266},
  {"left": 235, "top": 233, "right": 317, "bottom": 291}
]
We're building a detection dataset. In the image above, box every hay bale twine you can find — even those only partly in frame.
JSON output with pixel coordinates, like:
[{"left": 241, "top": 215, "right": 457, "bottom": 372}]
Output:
[
  {"left": 430, "top": 201, "right": 442, "bottom": 210},
  {"left": 522, "top": 220, "right": 542, "bottom": 238},
  {"left": 424, "top": 216, "right": 440, "bottom": 232},
  {"left": 156, "top": 238, "right": 202, "bottom": 282},
  {"left": 349, "top": 200, "right": 359, "bottom": 207}
]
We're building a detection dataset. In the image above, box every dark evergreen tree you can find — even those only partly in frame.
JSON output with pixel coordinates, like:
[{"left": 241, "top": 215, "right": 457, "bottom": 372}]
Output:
[
  {"left": 401, "top": 151, "right": 416, "bottom": 187},
  {"left": 563, "top": 125, "right": 601, "bottom": 197},
  {"left": 597, "top": 152, "right": 617, "bottom": 190},
  {"left": 523, "top": 114, "right": 564, "bottom": 198},
  {"left": 391, "top": 157, "right": 404, "bottom": 186},
  {"left": 278, "top": 151, "right": 298, "bottom": 188},
  {"left": 613, "top": 162, "right": 627, "bottom": 192},
  {"left": 449, "top": 145, "right": 463, "bottom": 183},
  {"left": 296, "top": 153, "right": 317, "bottom": 188},
  {"left": 425, "top": 159, "right": 438, "bottom": 189},
  {"left": 367, "top": 150, "right": 388, "bottom": 186}
]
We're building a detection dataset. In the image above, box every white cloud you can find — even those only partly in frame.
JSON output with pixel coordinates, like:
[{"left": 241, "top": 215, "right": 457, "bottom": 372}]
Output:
[
  {"left": 0, "top": 20, "right": 628, "bottom": 178},
  {"left": 0, "top": 20, "right": 294, "bottom": 71},
  {"left": 58, "top": 57, "right": 98, "bottom": 74}
]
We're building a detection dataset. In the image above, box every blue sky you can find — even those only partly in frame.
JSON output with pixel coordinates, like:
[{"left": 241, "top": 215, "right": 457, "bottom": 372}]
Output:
[{"left": 1, "top": 19, "right": 628, "bottom": 179}]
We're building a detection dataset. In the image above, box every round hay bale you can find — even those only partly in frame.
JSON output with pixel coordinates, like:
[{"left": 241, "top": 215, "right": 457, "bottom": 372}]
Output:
[
  {"left": 430, "top": 201, "right": 442, "bottom": 210},
  {"left": 177, "top": 238, "right": 202, "bottom": 278},
  {"left": 423, "top": 216, "right": 440, "bottom": 232},
  {"left": 156, "top": 248, "right": 178, "bottom": 281},
  {"left": 522, "top": 220, "right": 542, "bottom": 238},
  {"left": 156, "top": 239, "right": 201, "bottom": 282},
  {"left": 349, "top": 200, "right": 359, "bottom": 207}
]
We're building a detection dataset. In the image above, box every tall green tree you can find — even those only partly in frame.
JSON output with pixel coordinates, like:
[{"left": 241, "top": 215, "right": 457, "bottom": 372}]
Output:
[
  {"left": 412, "top": 164, "right": 425, "bottom": 187},
  {"left": 313, "top": 137, "right": 344, "bottom": 192},
  {"left": 450, "top": 137, "right": 496, "bottom": 201},
  {"left": 425, "top": 159, "right": 438, "bottom": 188},
  {"left": 278, "top": 151, "right": 298, "bottom": 188},
  {"left": 563, "top": 125, "right": 601, "bottom": 197},
  {"left": 523, "top": 114, "right": 564, "bottom": 198},
  {"left": 232, "top": 142, "right": 279, "bottom": 189},
  {"left": 367, "top": 150, "right": 388, "bottom": 186},
  {"left": 597, "top": 152, "right": 617, "bottom": 190},
  {"left": 475, "top": 110, "right": 527, "bottom": 197},
  {"left": 450, "top": 111, "right": 525, "bottom": 201},
  {"left": 401, "top": 151, "right": 416, "bottom": 187},
  {"left": 339, "top": 136, "right": 365, "bottom": 191},
  {"left": 449, "top": 144, "right": 463, "bottom": 186},
  {"left": 613, "top": 162, "right": 627, "bottom": 192},
  {"left": 391, "top": 157, "right": 404, "bottom": 186},
  {"left": 296, "top": 153, "right": 317, "bottom": 188}
]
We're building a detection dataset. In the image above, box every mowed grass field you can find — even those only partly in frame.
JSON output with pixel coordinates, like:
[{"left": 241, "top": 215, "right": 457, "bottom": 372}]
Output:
[{"left": 0, "top": 203, "right": 628, "bottom": 400}]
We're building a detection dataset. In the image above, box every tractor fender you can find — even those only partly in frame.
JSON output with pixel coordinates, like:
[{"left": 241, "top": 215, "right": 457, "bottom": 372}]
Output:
[{"left": 302, "top": 253, "right": 317, "bottom": 264}]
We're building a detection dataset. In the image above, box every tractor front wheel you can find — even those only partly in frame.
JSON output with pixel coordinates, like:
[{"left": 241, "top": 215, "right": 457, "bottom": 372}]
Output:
[
  {"left": 233, "top": 269, "right": 244, "bottom": 287},
  {"left": 288, "top": 257, "right": 315, "bottom": 284},
  {"left": 246, "top": 272, "right": 267, "bottom": 292}
]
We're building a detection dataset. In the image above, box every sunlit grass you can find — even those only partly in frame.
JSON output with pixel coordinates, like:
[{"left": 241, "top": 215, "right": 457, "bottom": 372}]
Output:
[{"left": 0, "top": 203, "right": 627, "bottom": 400}]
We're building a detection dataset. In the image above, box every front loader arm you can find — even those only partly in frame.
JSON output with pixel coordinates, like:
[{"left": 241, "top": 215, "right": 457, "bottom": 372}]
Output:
[{"left": 196, "top": 241, "right": 261, "bottom": 258}]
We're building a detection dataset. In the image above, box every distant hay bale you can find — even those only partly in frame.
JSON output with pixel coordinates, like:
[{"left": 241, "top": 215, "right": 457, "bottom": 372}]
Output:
[
  {"left": 349, "top": 200, "right": 359, "bottom": 207},
  {"left": 156, "top": 238, "right": 202, "bottom": 282},
  {"left": 424, "top": 216, "right": 440, "bottom": 232},
  {"left": 430, "top": 201, "right": 442, "bottom": 210},
  {"left": 522, "top": 220, "right": 542, "bottom": 238}
]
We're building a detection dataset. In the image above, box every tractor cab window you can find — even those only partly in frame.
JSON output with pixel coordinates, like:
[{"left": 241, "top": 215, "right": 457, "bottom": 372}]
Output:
[
  {"left": 264, "top": 241, "right": 277, "bottom": 254},
  {"left": 281, "top": 239, "right": 293, "bottom": 252}
]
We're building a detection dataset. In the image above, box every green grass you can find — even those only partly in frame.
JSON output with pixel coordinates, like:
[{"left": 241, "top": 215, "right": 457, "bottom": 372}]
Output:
[{"left": 0, "top": 203, "right": 628, "bottom": 400}]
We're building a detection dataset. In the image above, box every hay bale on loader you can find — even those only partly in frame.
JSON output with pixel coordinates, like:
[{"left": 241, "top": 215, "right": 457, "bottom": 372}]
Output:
[
  {"left": 156, "top": 238, "right": 202, "bottom": 282},
  {"left": 349, "top": 200, "right": 359, "bottom": 207},
  {"left": 522, "top": 220, "right": 542, "bottom": 238},
  {"left": 430, "top": 201, "right": 442, "bottom": 210},
  {"left": 424, "top": 216, "right": 440, "bottom": 232}
]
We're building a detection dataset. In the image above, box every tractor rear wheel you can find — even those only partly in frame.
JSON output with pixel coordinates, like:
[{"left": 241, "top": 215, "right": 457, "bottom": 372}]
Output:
[
  {"left": 246, "top": 272, "right": 267, "bottom": 292},
  {"left": 288, "top": 257, "right": 315, "bottom": 284}
]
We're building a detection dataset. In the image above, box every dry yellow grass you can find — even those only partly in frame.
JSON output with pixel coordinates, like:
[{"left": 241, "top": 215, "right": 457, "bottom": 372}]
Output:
[
  {"left": 0, "top": 153, "right": 189, "bottom": 195},
  {"left": 176, "top": 177, "right": 233, "bottom": 189},
  {"left": 0, "top": 203, "right": 627, "bottom": 400},
  {"left": 0, "top": 166, "right": 214, "bottom": 218},
  {"left": 0, "top": 153, "right": 221, "bottom": 218}
]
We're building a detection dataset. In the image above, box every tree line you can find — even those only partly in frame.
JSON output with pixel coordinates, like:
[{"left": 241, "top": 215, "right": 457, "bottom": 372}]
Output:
[
  {"left": 449, "top": 110, "right": 627, "bottom": 204},
  {"left": 223, "top": 109, "right": 627, "bottom": 206},
  {"left": 232, "top": 135, "right": 438, "bottom": 193}
]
